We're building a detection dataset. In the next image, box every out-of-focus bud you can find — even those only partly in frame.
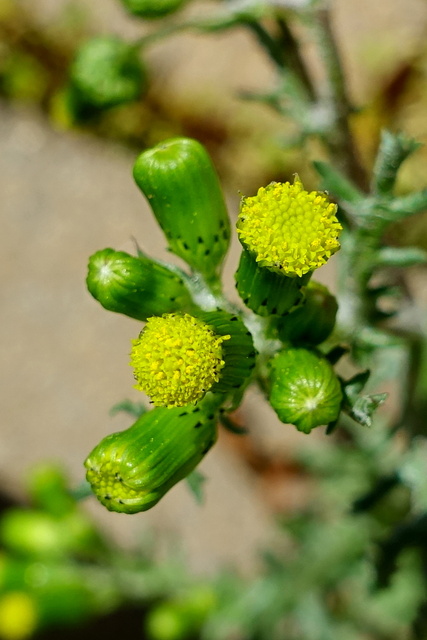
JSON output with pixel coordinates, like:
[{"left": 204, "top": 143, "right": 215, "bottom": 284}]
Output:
[
  {"left": 146, "top": 585, "right": 217, "bottom": 640},
  {"left": 26, "top": 464, "right": 75, "bottom": 517},
  {"left": 87, "top": 248, "right": 195, "bottom": 321},
  {"left": 0, "top": 592, "right": 38, "bottom": 640},
  {"left": 71, "top": 36, "right": 145, "bottom": 109},
  {"left": 0, "top": 509, "right": 101, "bottom": 559},
  {"left": 269, "top": 348, "right": 342, "bottom": 433},
  {"left": 276, "top": 281, "right": 338, "bottom": 346},
  {"left": 120, "top": 0, "right": 189, "bottom": 19},
  {"left": 85, "top": 396, "right": 219, "bottom": 513},
  {"left": 133, "top": 138, "right": 230, "bottom": 285}
]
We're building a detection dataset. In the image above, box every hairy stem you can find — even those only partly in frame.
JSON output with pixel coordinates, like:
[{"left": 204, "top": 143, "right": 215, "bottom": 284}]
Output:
[{"left": 314, "top": 7, "right": 368, "bottom": 190}]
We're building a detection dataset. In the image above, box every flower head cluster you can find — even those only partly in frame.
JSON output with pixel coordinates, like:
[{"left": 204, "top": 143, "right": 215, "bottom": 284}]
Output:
[
  {"left": 237, "top": 177, "right": 342, "bottom": 277},
  {"left": 130, "top": 313, "right": 230, "bottom": 407}
]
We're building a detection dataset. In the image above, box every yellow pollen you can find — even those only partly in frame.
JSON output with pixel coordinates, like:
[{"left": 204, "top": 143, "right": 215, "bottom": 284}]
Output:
[
  {"left": 130, "top": 313, "right": 230, "bottom": 407},
  {"left": 237, "top": 177, "right": 342, "bottom": 277}
]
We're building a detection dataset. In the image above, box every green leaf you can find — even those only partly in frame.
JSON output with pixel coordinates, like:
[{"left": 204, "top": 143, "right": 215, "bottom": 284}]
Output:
[
  {"left": 375, "top": 246, "right": 427, "bottom": 268},
  {"left": 387, "top": 189, "right": 427, "bottom": 219},
  {"left": 185, "top": 470, "right": 207, "bottom": 505},
  {"left": 372, "top": 131, "right": 421, "bottom": 196},
  {"left": 109, "top": 399, "right": 147, "bottom": 419},
  {"left": 324, "top": 345, "right": 349, "bottom": 365},
  {"left": 342, "top": 370, "right": 371, "bottom": 403},
  {"left": 313, "top": 161, "right": 364, "bottom": 204},
  {"left": 347, "top": 393, "right": 388, "bottom": 428}
]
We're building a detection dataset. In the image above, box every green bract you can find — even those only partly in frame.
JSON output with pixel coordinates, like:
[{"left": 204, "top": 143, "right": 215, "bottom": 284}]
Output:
[
  {"left": 85, "top": 396, "right": 219, "bottom": 514},
  {"left": 269, "top": 348, "right": 343, "bottom": 433},
  {"left": 235, "top": 249, "right": 309, "bottom": 316},
  {"left": 195, "top": 310, "right": 256, "bottom": 397},
  {"left": 277, "top": 281, "right": 338, "bottom": 346},
  {"left": 71, "top": 36, "right": 145, "bottom": 109},
  {"left": 120, "top": 0, "right": 189, "bottom": 18},
  {"left": 86, "top": 248, "right": 195, "bottom": 321},
  {"left": 133, "top": 137, "right": 231, "bottom": 285}
]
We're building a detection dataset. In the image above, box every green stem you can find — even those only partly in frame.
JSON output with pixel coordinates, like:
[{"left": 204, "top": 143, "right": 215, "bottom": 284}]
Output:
[
  {"left": 276, "top": 17, "right": 317, "bottom": 102},
  {"left": 70, "top": 480, "right": 93, "bottom": 501},
  {"left": 313, "top": 7, "right": 368, "bottom": 190}
]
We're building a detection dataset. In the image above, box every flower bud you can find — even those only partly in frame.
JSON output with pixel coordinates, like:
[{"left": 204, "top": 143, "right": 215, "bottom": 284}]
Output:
[
  {"left": 276, "top": 281, "right": 338, "bottom": 346},
  {"left": 237, "top": 176, "right": 342, "bottom": 277},
  {"left": 133, "top": 138, "right": 230, "bottom": 285},
  {"left": 120, "top": 0, "right": 189, "bottom": 18},
  {"left": 71, "top": 36, "right": 145, "bottom": 109},
  {"left": 235, "top": 249, "right": 308, "bottom": 316},
  {"left": 84, "top": 397, "right": 218, "bottom": 513},
  {"left": 269, "top": 348, "right": 342, "bottom": 433},
  {"left": 87, "top": 248, "right": 195, "bottom": 321}
]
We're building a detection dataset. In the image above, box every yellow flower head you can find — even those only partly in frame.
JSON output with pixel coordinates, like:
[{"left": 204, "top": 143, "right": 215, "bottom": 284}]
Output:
[
  {"left": 237, "top": 177, "right": 342, "bottom": 277},
  {"left": 130, "top": 313, "right": 230, "bottom": 407}
]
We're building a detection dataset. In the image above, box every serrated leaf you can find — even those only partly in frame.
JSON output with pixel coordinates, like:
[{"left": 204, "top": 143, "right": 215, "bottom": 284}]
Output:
[
  {"left": 372, "top": 131, "right": 421, "bottom": 196},
  {"left": 375, "top": 246, "right": 427, "bottom": 268},
  {"left": 342, "top": 370, "right": 371, "bottom": 403},
  {"left": 387, "top": 189, "right": 427, "bottom": 219},
  {"left": 313, "top": 161, "right": 364, "bottom": 203},
  {"left": 185, "top": 469, "right": 207, "bottom": 505},
  {"left": 348, "top": 393, "right": 388, "bottom": 428},
  {"left": 109, "top": 399, "right": 147, "bottom": 419}
]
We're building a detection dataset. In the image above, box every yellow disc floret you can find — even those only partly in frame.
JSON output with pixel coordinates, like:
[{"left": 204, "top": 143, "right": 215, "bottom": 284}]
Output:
[
  {"left": 130, "top": 313, "right": 230, "bottom": 407},
  {"left": 237, "top": 177, "right": 342, "bottom": 277}
]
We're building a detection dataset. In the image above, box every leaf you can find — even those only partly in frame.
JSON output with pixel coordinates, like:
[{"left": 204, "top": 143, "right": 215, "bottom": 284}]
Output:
[
  {"left": 324, "top": 345, "right": 349, "bottom": 365},
  {"left": 342, "top": 370, "right": 371, "bottom": 403},
  {"left": 313, "top": 161, "right": 364, "bottom": 203},
  {"left": 387, "top": 189, "right": 427, "bottom": 220},
  {"left": 372, "top": 130, "right": 421, "bottom": 196},
  {"left": 109, "top": 399, "right": 147, "bottom": 419},
  {"left": 347, "top": 393, "right": 388, "bottom": 428},
  {"left": 375, "top": 246, "right": 427, "bottom": 268},
  {"left": 185, "top": 470, "right": 207, "bottom": 505}
]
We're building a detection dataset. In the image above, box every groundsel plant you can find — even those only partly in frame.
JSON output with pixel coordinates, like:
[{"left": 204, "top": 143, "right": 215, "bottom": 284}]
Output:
[{"left": 83, "top": 127, "right": 423, "bottom": 515}]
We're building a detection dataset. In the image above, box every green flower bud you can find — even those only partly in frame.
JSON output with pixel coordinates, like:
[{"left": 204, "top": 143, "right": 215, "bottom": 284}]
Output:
[
  {"left": 87, "top": 248, "right": 195, "bottom": 321},
  {"left": 276, "top": 281, "right": 338, "bottom": 346},
  {"left": 237, "top": 177, "right": 342, "bottom": 277},
  {"left": 235, "top": 249, "right": 309, "bottom": 316},
  {"left": 133, "top": 138, "right": 230, "bottom": 285},
  {"left": 269, "top": 348, "right": 342, "bottom": 433},
  {"left": 71, "top": 36, "right": 145, "bottom": 109},
  {"left": 85, "top": 397, "right": 218, "bottom": 513},
  {"left": 120, "top": 0, "right": 189, "bottom": 19},
  {"left": 130, "top": 312, "right": 255, "bottom": 407}
]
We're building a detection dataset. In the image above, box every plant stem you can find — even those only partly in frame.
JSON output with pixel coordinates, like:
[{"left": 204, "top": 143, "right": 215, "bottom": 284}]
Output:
[{"left": 313, "top": 7, "right": 368, "bottom": 191}]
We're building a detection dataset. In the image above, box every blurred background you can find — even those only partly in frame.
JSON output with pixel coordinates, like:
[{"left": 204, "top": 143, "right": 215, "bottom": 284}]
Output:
[{"left": 1, "top": 0, "right": 427, "bottom": 638}]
